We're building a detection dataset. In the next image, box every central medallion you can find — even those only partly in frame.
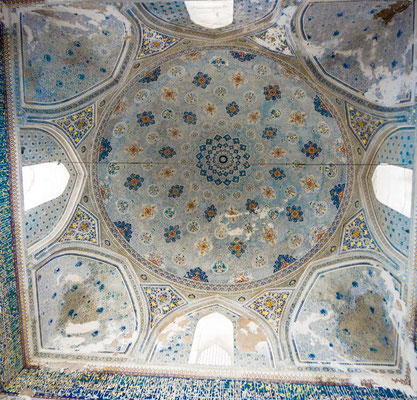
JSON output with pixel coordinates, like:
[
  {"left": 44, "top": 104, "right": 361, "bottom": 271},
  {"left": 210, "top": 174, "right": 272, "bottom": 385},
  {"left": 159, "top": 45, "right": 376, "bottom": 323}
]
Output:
[
  {"left": 95, "top": 48, "right": 351, "bottom": 289},
  {"left": 196, "top": 134, "right": 250, "bottom": 186}
]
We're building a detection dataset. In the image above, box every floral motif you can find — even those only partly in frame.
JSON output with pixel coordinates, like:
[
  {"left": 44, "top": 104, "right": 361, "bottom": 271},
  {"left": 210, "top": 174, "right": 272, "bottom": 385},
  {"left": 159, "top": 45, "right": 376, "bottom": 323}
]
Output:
[
  {"left": 263, "top": 85, "right": 281, "bottom": 100},
  {"left": 286, "top": 205, "right": 304, "bottom": 222},
  {"left": 59, "top": 205, "right": 99, "bottom": 245},
  {"left": 270, "top": 146, "right": 286, "bottom": 158},
  {"left": 204, "top": 204, "right": 217, "bottom": 222},
  {"left": 168, "top": 185, "right": 184, "bottom": 198},
  {"left": 159, "top": 146, "right": 176, "bottom": 158},
  {"left": 330, "top": 183, "right": 345, "bottom": 209},
  {"left": 205, "top": 103, "right": 216, "bottom": 115},
  {"left": 212, "top": 260, "right": 227, "bottom": 273},
  {"left": 247, "top": 110, "right": 261, "bottom": 124},
  {"left": 143, "top": 285, "right": 186, "bottom": 328},
  {"left": 302, "top": 141, "right": 322, "bottom": 159},
  {"left": 139, "top": 66, "right": 161, "bottom": 83},
  {"left": 137, "top": 111, "right": 155, "bottom": 127},
  {"left": 300, "top": 175, "right": 320, "bottom": 193},
  {"left": 341, "top": 211, "right": 379, "bottom": 253},
  {"left": 183, "top": 111, "right": 197, "bottom": 125},
  {"left": 230, "top": 51, "right": 256, "bottom": 62},
  {"left": 161, "top": 87, "right": 177, "bottom": 101},
  {"left": 245, "top": 199, "right": 259, "bottom": 214},
  {"left": 164, "top": 225, "right": 181, "bottom": 243},
  {"left": 226, "top": 101, "right": 240, "bottom": 117},
  {"left": 262, "top": 127, "right": 277, "bottom": 139},
  {"left": 247, "top": 291, "right": 290, "bottom": 331},
  {"left": 192, "top": 72, "right": 212, "bottom": 89},
  {"left": 99, "top": 137, "right": 112, "bottom": 161},
  {"left": 54, "top": 105, "right": 94, "bottom": 148},
  {"left": 139, "top": 27, "right": 178, "bottom": 58},
  {"left": 185, "top": 199, "right": 197, "bottom": 213},
  {"left": 269, "top": 167, "right": 286, "bottom": 180},
  {"left": 211, "top": 57, "right": 227, "bottom": 70},
  {"left": 230, "top": 72, "right": 247, "bottom": 87},
  {"left": 262, "top": 227, "right": 277, "bottom": 245},
  {"left": 160, "top": 168, "right": 176, "bottom": 178},
  {"left": 125, "top": 143, "right": 143, "bottom": 157},
  {"left": 114, "top": 221, "right": 132, "bottom": 242},
  {"left": 289, "top": 110, "right": 306, "bottom": 126},
  {"left": 140, "top": 204, "right": 156, "bottom": 219},
  {"left": 313, "top": 95, "right": 333, "bottom": 118},
  {"left": 228, "top": 237, "right": 247, "bottom": 258},
  {"left": 273, "top": 254, "right": 296, "bottom": 272},
  {"left": 261, "top": 186, "right": 276, "bottom": 199},
  {"left": 195, "top": 237, "right": 213, "bottom": 255},
  {"left": 184, "top": 267, "right": 208, "bottom": 282},
  {"left": 124, "top": 174, "right": 144, "bottom": 191},
  {"left": 347, "top": 104, "right": 387, "bottom": 149}
]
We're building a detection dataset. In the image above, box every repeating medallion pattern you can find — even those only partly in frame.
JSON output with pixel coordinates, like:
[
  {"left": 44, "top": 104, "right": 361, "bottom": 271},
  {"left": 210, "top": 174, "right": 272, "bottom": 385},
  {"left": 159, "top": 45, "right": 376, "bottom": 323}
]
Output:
[{"left": 95, "top": 49, "right": 350, "bottom": 287}]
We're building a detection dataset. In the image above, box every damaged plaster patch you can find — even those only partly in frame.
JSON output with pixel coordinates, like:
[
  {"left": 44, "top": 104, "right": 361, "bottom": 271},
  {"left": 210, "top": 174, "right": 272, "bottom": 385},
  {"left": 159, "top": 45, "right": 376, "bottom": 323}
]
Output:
[{"left": 300, "top": 1, "right": 414, "bottom": 106}]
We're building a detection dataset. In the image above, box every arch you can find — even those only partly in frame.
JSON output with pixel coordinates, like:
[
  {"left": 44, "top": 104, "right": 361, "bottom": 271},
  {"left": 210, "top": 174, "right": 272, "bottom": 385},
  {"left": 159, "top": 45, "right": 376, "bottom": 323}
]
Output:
[
  {"left": 30, "top": 246, "right": 146, "bottom": 359},
  {"left": 184, "top": 0, "right": 233, "bottom": 29},
  {"left": 145, "top": 297, "right": 278, "bottom": 367},
  {"left": 22, "top": 162, "right": 70, "bottom": 211},
  {"left": 286, "top": 256, "right": 402, "bottom": 368},
  {"left": 189, "top": 312, "right": 234, "bottom": 365},
  {"left": 20, "top": 126, "right": 87, "bottom": 255},
  {"left": 372, "top": 164, "right": 412, "bottom": 218}
]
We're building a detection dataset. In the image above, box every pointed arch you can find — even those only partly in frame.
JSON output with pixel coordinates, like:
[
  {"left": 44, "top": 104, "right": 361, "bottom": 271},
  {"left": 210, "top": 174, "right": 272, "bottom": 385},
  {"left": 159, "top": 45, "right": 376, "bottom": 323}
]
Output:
[{"left": 189, "top": 312, "right": 234, "bottom": 365}]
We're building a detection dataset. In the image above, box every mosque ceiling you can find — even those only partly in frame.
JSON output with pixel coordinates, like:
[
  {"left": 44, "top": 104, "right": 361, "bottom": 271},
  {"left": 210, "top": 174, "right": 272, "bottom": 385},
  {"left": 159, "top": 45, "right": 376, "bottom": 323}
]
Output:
[{"left": 1, "top": 0, "right": 417, "bottom": 398}]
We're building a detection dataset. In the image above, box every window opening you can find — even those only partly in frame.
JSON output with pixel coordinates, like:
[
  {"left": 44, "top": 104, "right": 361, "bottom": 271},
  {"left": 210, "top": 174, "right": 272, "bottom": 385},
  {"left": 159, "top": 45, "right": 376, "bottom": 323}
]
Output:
[
  {"left": 184, "top": 0, "right": 233, "bottom": 29},
  {"left": 372, "top": 164, "right": 413, "bottom": 217},
  {"left": 22, "top": 162, "right": 70, "bottom": 211},
  {"left": 189, "top": 312, "right": 234, "bottom": 366}
]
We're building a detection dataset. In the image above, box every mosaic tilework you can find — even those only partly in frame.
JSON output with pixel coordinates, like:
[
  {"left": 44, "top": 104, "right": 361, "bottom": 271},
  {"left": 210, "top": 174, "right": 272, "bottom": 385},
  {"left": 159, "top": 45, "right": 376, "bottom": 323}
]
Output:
[
  {"left": 246, "top": 290, "right": 290, "bottom": 332},
  {"left": 139, "top": 25, "right": 179, "bottom": 58},
  {"left": 20, "top": 5, "right": 130, "bottom": 104},
  {"left": 20, "top": 130, "right": 77, "bottom": 246},
  {"left": 35, "top": 254, "right": 138, "bottom": 353},
  {"left": 247, "top": 24, "right": 294, "bottom": 56},
  {"left": 95, "top": 48, "right": 351, "bottom": 287},
  {"left": 374, "top": 129, "right": 414, "bottom": 255},
  {"left": 142, "top": 0, "right": 278, "bottom": 33},
  {"left": 0, "top": 25, "right": 24, "bottom": 390},
  {"left": 341, "top": 210, "right": 379, "bottom": 253},
  {"left": 291, "top": 263, "right": 399, "bottom": 364},
  {"left": 346, "top": 103, "right": 389, "bottom": 150},
  {"left": 151, "top": 307, "right": 273, "bottom": 368},
  {"left": 58, "top": 204, "right": 99, "bottom": 246},
  {"left": 299, "top": 1, "right": 414, "bottom": 106},
  {"left": 53, "top": 105, "right": 95, "bottom": 148},
  {"left": 142, "top": 285, "right": 187, "bottom": 328},
  {"left": 4, "top": 369, "right": 415, "bottom": 399}
]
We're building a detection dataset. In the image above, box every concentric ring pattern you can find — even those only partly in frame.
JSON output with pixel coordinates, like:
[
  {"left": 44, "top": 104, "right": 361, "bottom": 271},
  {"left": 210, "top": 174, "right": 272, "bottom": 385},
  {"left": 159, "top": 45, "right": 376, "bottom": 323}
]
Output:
[{"left": 95, "top": 49, "right": 350, "bottom": 287}]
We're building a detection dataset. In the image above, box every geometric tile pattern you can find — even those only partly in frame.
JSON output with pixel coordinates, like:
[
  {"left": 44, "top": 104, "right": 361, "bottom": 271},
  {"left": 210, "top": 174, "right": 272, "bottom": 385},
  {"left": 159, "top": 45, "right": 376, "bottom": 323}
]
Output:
[
  {"left": 3, "top": 369, "right": 414, "bottom": 399},
  {"left": 341, "top": 210, "right": 379, "bottom": 253},
  {"left": 0, "top": 36, "right": 24, "bottom": 388},
  {"left": 58, "top": 204, "right": 99, "bottom": 246},
  {"left": 247, "top": 24, "right": 294, "bottom": 56},
  {"left": 53, "top": 104, "right": 95, "bottom": 148},
  {"left": 138, "top": 26, "right": 179, "bottom": 58},
  {"left": 346, "top": 104, "right": 388, "bottom": 150},
  {"left": 142, "top": 285, "right": 187, "bottom": 328},
  {"left": 246, "top": 291, "right": 290, "bottom": 332}
]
